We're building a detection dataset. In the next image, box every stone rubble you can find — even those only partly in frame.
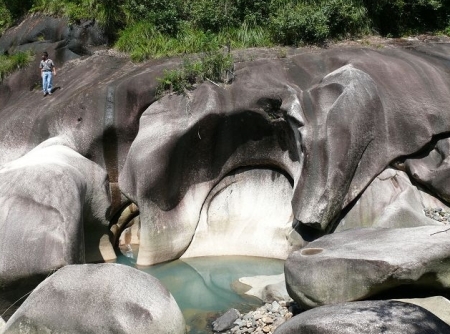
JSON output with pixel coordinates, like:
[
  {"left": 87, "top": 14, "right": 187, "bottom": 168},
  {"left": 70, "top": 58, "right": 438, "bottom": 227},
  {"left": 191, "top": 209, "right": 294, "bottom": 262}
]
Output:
[
  {"left": 424, "top": 207, "right": 450, "bottom": 223},
  {"left": 214, "top": 301, "right": 300, "bottom": 334}
]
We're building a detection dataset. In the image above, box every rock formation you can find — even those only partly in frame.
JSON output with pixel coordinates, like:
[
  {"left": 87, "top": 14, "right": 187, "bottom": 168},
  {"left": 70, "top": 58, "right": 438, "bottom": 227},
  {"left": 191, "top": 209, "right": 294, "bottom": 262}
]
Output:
[
  {"left": 285, "top": 226, "right": 450, "bottom": 309},
  {"left": 2, "top": 264, "right": 186, "bottom": 334},
  {"left": 273, "top": 300, "right": 450, "bottom": 334},
  {"left": 0, "top": 141, "right": 113, "bottom": 289}
]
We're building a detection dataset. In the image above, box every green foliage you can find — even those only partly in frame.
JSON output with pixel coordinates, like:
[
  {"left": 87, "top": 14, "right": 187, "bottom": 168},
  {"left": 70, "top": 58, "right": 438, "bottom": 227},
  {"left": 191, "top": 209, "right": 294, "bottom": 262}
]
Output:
[
  {"left": 116, "top": 21, "right": 224, "bottom": 61},
  {"left": 362, "top": 0, "right": 450, "bottom": 36},
  {"left": 0, "top": 0, "right": 12, "bottom": 35},
  {"left": 3, "top": 0, "right": 34, "bottom": 21},
  {"left": 31, "top": 0, "right": 123, "bottom": 39},
  {"left": 189, "top": 0, "right": 239, "bottom": 32},
  {"left": 323, "top": 0, "right": 369, "bottom": 38},
  {"left": 0, "top": 51, "right": 34, "bottom": 81},
  {"left": 122, "top": 0, "right": 185, "bottom": 35},
  {"left": 270, "top": 3, "right": 329, "bottom": 45},
  {"left": 269, "top": 0, "right": 369, "bottom": 45},
  {"left": 3, "top": 0, "right": 450, "bottom": 60},
  {"left": 31, "top": 0, "right": 92, "bottom": 21},
  {"left": 224, "top": 23, "right": 273, "bottom": 48},
  {"left": 156, "top": 51, "right": 233, "bottom": 96}
]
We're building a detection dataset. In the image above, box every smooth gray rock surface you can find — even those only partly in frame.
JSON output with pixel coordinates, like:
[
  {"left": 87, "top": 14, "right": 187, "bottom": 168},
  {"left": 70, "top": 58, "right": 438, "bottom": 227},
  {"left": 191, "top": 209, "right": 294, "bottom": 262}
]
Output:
[
  {"left": 394, "top": 296, "right": 450, "bottom": 326},
  {"left": 338, "top": 168, "right": 449, "bottom": 231},
  {"left": 213, "top": 308, "right": 240, "bottom": 332},
  {"left": 0, "top": 142, "right": 113, "bottom": 288},
  {"left": 405, "top": 137, "right": 450, "bottom": 204},
  {"left": 181, "top": 168, "right": 301, "bottom": 260},
  {"left": 285, "top": 226, "right": 450, "bottom": 309},
  {"left": 2, "top": 264, "right": 186, "bottom": 334},
  {"left": 273, "top": 300, "right": 450, "bottom": 334},
  {"left": 0, "top": 14, "right": 107, "bottom": 61}
]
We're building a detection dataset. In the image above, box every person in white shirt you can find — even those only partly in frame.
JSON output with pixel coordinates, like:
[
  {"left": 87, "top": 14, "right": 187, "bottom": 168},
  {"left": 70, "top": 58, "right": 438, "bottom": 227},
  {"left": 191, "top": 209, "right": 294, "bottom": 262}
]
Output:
[{"left": 39, "top": 51, "right": 56, "bottom": 96}]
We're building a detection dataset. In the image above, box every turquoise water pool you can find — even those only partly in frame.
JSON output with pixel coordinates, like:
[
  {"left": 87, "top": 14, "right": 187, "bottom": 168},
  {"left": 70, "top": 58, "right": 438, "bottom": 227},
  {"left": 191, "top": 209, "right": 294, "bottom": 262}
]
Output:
[{"left": 116, "top": 254, "right": 284, "bottom": 333}]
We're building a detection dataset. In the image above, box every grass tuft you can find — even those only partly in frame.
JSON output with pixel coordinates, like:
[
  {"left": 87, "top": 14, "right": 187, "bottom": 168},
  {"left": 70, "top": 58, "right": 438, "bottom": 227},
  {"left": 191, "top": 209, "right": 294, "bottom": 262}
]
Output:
[{"left": 0, "top": 51, "right": 35, "bottom": 81}]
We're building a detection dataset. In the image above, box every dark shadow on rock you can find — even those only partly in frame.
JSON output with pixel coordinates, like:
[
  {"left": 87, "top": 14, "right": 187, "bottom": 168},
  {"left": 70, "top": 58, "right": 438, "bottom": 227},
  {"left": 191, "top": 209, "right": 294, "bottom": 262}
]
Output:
[
  {"left": 148, "top": 110, "right": 299, "bottom": 211},
  {"left": 274, "top": 300, "right": 450, "bottom": 334},
  {"left": 0, "top": 275, "right": 48, "bottom": 321},
  {"left": 292, "top": 219, "right": 326, "bottom": 242},
  {"left": 49, "top": 86, "right": 61, "bottom": 94}
]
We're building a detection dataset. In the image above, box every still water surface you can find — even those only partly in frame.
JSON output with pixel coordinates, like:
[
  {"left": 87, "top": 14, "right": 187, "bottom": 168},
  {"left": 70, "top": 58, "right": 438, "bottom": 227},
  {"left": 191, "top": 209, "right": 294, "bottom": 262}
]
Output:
[{"left": 117, "top": 254, "right": 284, "bottom": 333}]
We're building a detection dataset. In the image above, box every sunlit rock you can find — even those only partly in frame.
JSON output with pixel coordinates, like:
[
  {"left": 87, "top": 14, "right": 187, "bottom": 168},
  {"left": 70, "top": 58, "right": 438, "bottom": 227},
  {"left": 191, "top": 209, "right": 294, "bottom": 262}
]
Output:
[
  {"left": 0, "top": 141, "right": 113, "bottom": 288},
  {"left": 338, "top": 168, "right": 449, "bottom": 230},
  {"left": 285, "top": 226, "right": 450, "bottom": 309},
  {"left": 3, "top": 264, "right": 186, "bottom": 334}
]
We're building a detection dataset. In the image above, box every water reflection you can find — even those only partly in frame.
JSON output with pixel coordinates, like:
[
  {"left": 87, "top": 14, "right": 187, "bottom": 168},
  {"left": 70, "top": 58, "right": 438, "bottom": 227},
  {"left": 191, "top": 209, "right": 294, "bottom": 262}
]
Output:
[{"left": 116, "top": 254, "right": 284, "bottom": 333}]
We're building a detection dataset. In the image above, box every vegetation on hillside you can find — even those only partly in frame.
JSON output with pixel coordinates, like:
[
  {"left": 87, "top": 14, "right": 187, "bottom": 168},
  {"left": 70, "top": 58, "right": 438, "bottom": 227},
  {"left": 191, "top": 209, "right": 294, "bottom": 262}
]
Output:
[
  {"left": 0, "top": 51, "right": 34, "bottom": 81},
  {"left": 1, "top": 0, "right": 449, "bottom": 95},
  {"left": 156, "top": 50, "right": 234, "bottom": 96},
  {"left": 1, "top": 0, "right": 450, "bottom": 61}
]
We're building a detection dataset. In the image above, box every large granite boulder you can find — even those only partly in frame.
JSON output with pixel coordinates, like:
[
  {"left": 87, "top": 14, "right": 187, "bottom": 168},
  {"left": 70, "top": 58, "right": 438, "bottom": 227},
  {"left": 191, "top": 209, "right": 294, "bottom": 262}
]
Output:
[
  {"left": 0, "top": 14, "right": 107, "bottom": 60},
  {"left": 292, "top": 46, "right": 450, "bottom": 234},
  {"left": 394, "top": 296, "right": 450, "bottom": 326},
  {"left": 119, "top": 68, "right": 304, "bottom": 265},
  {"left": 2, "top": 264, "right": 186, "bottom": 334},
  {"left": 273, "top": 300, "right": 450, "bottom": 334},
  {"left": 337, "top": 168, "right": 449, "bottom": 231},
  {"left": 405, "top": 137, "right": 450, "bottom": 204},
  {"left": 285, "top": 226, "right": 450, "bottom": 309},
  {"left": 0, "top": 141, "right": 113, "bottom": 289}
]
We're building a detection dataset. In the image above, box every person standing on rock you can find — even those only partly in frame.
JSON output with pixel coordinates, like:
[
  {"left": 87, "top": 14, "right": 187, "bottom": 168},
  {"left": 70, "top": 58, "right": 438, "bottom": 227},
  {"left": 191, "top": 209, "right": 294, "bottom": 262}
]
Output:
[{"left": 39, "top": 51, "right": 56, "bottom": 96}]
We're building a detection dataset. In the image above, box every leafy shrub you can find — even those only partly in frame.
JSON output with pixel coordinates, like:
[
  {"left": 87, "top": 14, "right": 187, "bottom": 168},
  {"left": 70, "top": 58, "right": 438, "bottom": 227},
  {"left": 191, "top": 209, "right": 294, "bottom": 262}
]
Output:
[
  {"left": 323, "top": 0, "right": 369, "bottom": 38},
  {"left": 3, "top": 0, "right": 34, "bottom": 21},
  {"left": 0, "top": 0, "right": 12, "bottom": 35},
  {"left": 235, "top": 0, "right": 272, "bottom": 27},
  {"left": 122, "top": 0, "right": 185, "bottom": 35},
  {"left": 189, "top": 0, "right": 239, "bottom": 32},
  {"left": 270, "top": 3, "right": 329, "bottom": 45},
  {"left": 362, "top": 0, "right": 450, "bottom": 36},
  {"left": 0, "top": 51, "right": 34, "bottom": 81}
]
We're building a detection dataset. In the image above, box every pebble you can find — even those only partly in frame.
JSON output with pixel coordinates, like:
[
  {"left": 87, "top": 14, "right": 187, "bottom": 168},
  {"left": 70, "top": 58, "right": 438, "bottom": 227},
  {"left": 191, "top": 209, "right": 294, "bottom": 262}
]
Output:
[
  {"left": 424, "top": 207, "right": 450, "bottom": 223},
  {"left": 217, "top": 300, "right": 299, "bottom": 334}
]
